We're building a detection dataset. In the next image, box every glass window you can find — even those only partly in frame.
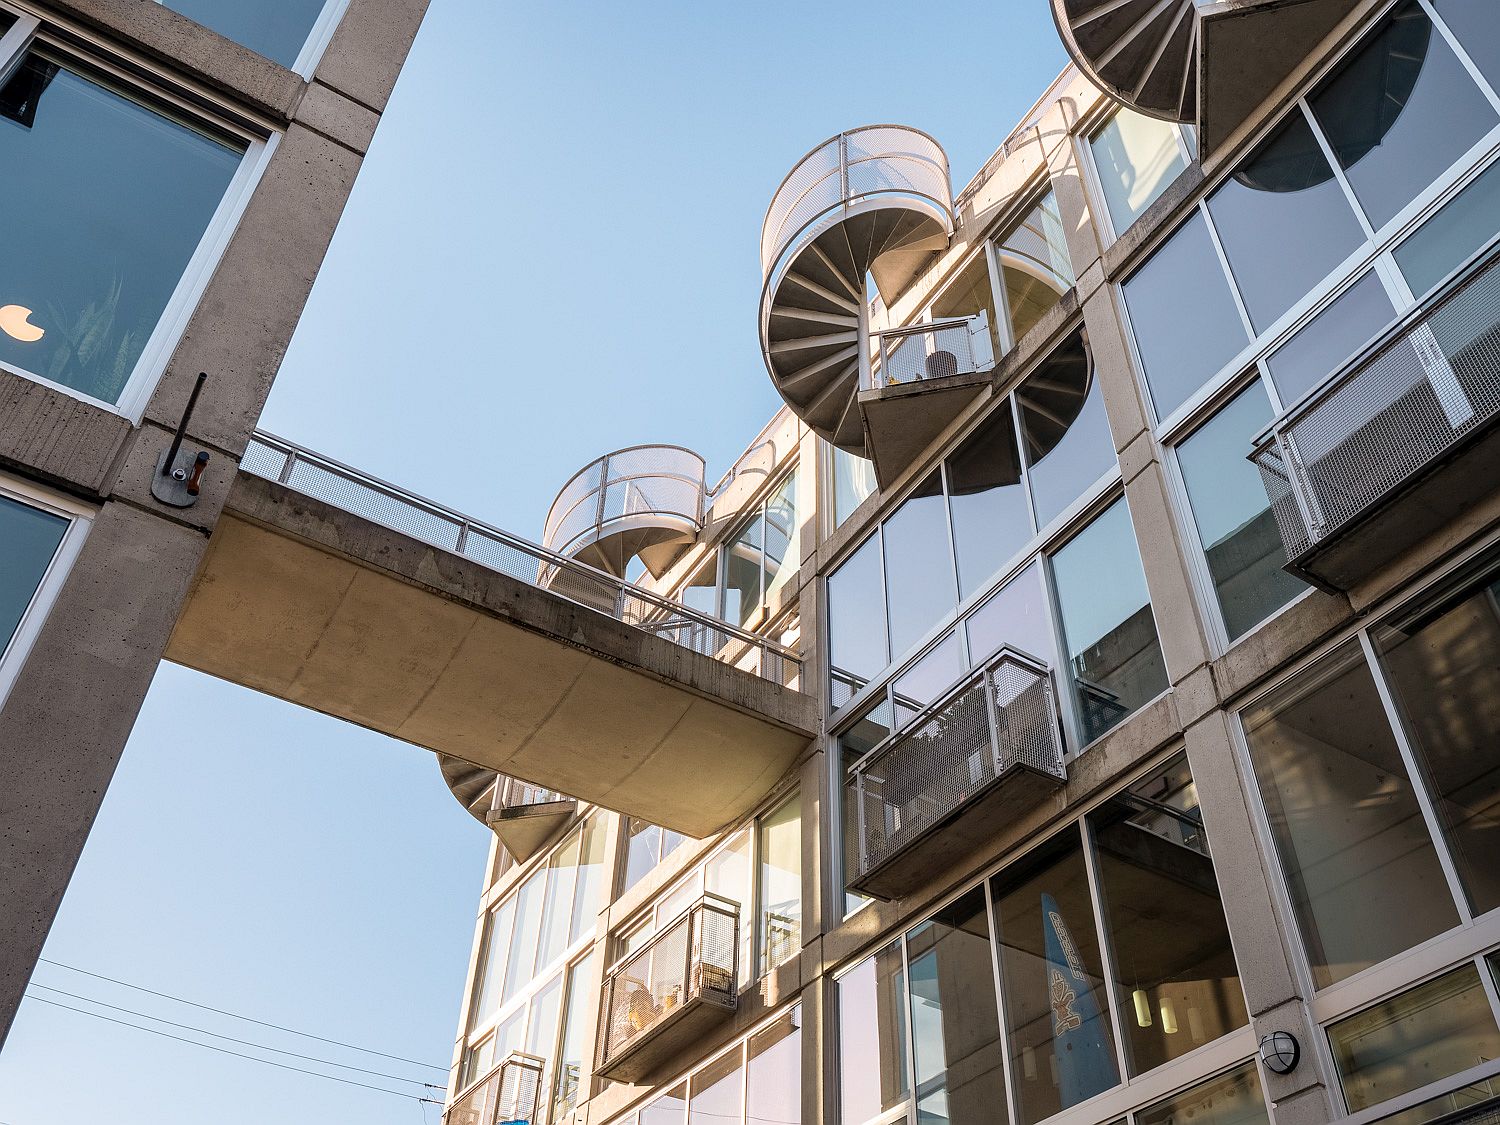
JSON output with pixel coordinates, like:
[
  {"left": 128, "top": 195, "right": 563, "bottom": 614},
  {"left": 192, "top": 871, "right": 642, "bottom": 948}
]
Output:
[
  {"left": 947, "top": 406, "right": 1031, "bottom": 598},
  {"left": 883, "top": 472, "right": 957, "bottom": 660},
  {"left": 1309, "top": 1, "right": 1499, "bottom": 231},
  {"left": 1241, "top": 640, "right": 1460, "bottom": 988},
  {"left": 998, "top": 191, "right": 1075, "bottom": 344},
  {"left": 623, "top": 817, "right": 689, "bottom": 896},
  {"left": 680, "top": 558, "right": 718, "bottom": 619},
  {"left": 1373, "top": 566, "right": 1500, "bottom": 915},
  {"left": 841, "top": 699, "right": 892, "bottom": 915},
  {"left": 642, "top": 1084, "right": 688, "bottom": 1125},
  {"left": 1264, "top": 271, "right": 1397, "bottom": 405},
  {"left": 1205, "top": 113, "right": 1364, "bottom": 332},
  {"left": 525, "top": 973, "right": 562, "bottom": 1061},
  {"left": 724, "top": 515, "right": 764, "bottom": 628},
  {"left": 833, "top": 445, "right": 878, "bottom": 529},
  {"left": 892, "top": 632, "right": 963, "bottom": 726},
  {"left": 991, "top": 833, "right": 1120, "bottom": 1125},
  {"left": 1123, "top": 213, "right": 1250, "bottom": 420},
  {"left": 933, "top": 252, "right": 1001, "bottom": 351},
  {"left": 537, "top": 831, "right": 580, "bottom": 972},
  {"left": 907, "top": 888, "right": 1008, "bottom": 1125},
  {"left": 1433, "top": 0, "right": 1500, "bottom": 90},
  {"left": 758, "top": 797, "right": 801, "bottom": 973},
  {"left": 0, "top": 494, "right": 68, "bottom": 657},
  {"left": 1090, "top": 110, "right": 1190, "bottom": 234},
  {"left": 1329, "top": 964, "right": 1500, "bottom": 1115},
  {"left": 158, "top": 0, "right": 332, "bottom": 68},
  {"left": 965, "top": 562, "right": 1058, "bottom": 671},
  {"left": 838, "top": 941, "right": 909, "bottom": 1125},
  {"left": 1176, "top": 384, "right": 1305, "bottom": 638},
  {"left": 570, "top": 815, "right": 607, "bottom": 944},
  {"left": 707, "top": 829, "right": 754, "bottom": 981},
  {"left": 747, "top": 1009, "right": 801, "bottom": 1125},
  {"left": 469, "top": 896, "right": 516, "bottom": 1032},
  {"left": 1136, "top": 1061, "right": 1268, "bottom": 1125},
  {"left": 1395, "top": 159, "right": 1500, "bottom": 298},
  {"left": 503, "top": 871, "right": 545, "bottom": 1001},
  {"left": 688, "top": 1047, "right": 742, "bottom": 1125},
  {"left": 553, "top": 954, "right": 594, "bottom": 1120},
  {"left": 828, "top": 534, "right": 888, "bottom": 697},
  {"left": 0, "top": 52, "right": 245, "bottom": 405},
  {"left": 1019, "top": 332, "right": 1114, "bottom": 528},
  {"left": 1088, "top": 755, "right": 1248, "bottom": 1075},
  {"left": 1050, "top": 499, "right": 1168, "bottom": 743},
  {"left": 765, "top": 469, "right": 801, "bottom": 604}
]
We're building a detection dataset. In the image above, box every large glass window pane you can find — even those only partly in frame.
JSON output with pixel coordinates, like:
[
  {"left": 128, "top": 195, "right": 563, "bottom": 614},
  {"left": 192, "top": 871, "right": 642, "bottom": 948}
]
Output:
[
  {"left": 1265, "top": 271, "right": 1397, "bottom": 405},
  {"left": 998, "top": 191, "right": 1075, "bottom": 344},
  {"left": 838, "top": 942, "right": 909, "bottom": 1125},
  {"left": 1433, "top": 0, "right": 1500, "bottom": 90},
  {"left": 965, "top": 562, "right": 1058, "bottom": 671},
  {"left": 570, "top": 815, "right": 607, "bottom": 944},
  {"left": 1309, "top": 1, "right": 1499, "bottom": 231},
  {"left": 1088, "top": 755, "right": 1248, "bottom": 1075},
  {"left": 157, "top": 0, "right": 330, "bottom": 68},
  {"left": 1137, "top": 1061, "right": 1268, "bottom": 1125},
  {"left": 1019, "top": 332, "right": 1114, "bottom": 528},
  {"left": 933, "top": 252, "right": 1001, "bottom": 351},
  {"left": 0, "top": 53, "right": 245, "bottom": 405},
  {"left": 1395, "top": 159, "right": 1500, "bottom": 298},
  {"left": 1176, "top": 383, "right": 1305, "bottom": 638},
  {"left": 906, "top": 888, "right": 1008, "bottom": 1125},
  {"left": 828, "top": 534, "right": 888, "bottom": 698},
  {"left": 1329, "top": 964, "right": 1500, "bottom": 1115},
  {"left": 642, "top": 1085, "right": 688, "bottom": 1125},
  {"left": 724, "top": 515, "right": 764, "bottom": 628},
  {"left": 748, "top": 1008, "right": 801, "bottom": 1125},
  {"left": 525, "top": 973, "right": 562, "bottom": 1061},
  {"left": 1123, "top": 213, "right": 1250, "bottom": 419},
  {"left": 1373, "top": 566, "right": 1500, "bottom": 915},
  {"left": 537, "top": 832, "right": 580, "bottom": 971},
  {"left": 842, "top": 698, "right": 892, "bottom": 915},
  {"left": 833, "top": 445, "right": 878, "bottom": 528},
  {"left": 1050, "top": 500, "right": 1168, "bottom": 743},
  {"left": 991, "top": 833, "right": 1120, "bottom": 1125},
  {"left": 1241, "top": 640, "right": 1460, "bottom": 988},
  {"left": 883, "top": 472, "right": 956, "bottom": 659},
  {"left": 553, "top": 954, "right": 594, "bottom": 1120},
  {"left": 758, "top": 797, "right": 802, "bottom": 973},
  {"left": 1090, "top": 110, "right": 1189, "bottom": 234},
  {"left": 469, "top": 897, "right": 517, "bottom": 1032},
  {"left": 893, "top": 631, "right": 963, "bottom": 727},
  {"left": 707, "top": 829, "right": 754, "bottom": 982},
  {"left": 689, "top": 1048, "right": 743, "bottom": 1125},
  {"left": 765, "top": 468, "right": 801, "bottom": 604},
  {"left": 1206, "top": 113, "right": 1364, "bottom": 332},
  {"left": 623, "top": 817, "right": 665, "bottom": 894},
  {"left": 947, "top": 405, "right": 1031, "bottom": 598},
  {"left": 503, "top": 872, "right": 545, "bottom": 1001},
  {"left": 0, "top": 495, "right": 67, "bottom": 656}
]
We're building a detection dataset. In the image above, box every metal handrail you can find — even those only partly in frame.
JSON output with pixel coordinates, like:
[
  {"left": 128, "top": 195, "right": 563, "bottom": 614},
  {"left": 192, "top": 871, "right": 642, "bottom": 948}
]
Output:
[
  {"left": 446, "top": 1050, "right": 545, "bottom": 1125},
  {"left": 542, "top": 444, "right": 706, "bottom": 561},
  {"left": 870, "top": 312, "right": 995, "bottom": 390},
  {"left": 240, "top": 432, "right": 800, "bottom": 680}
]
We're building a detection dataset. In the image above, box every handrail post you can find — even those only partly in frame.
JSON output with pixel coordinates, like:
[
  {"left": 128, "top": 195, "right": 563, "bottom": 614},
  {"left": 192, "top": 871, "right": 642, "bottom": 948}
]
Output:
[
  {"left": 278, "top": 450, "right": 295, "bottom": 485},
  {"left": 983, "top": 659, "right": 1004, "bottom": 777}
]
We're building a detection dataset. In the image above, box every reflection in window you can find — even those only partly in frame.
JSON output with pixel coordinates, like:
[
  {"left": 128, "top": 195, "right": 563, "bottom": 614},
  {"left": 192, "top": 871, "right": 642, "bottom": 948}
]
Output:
[
  {"left": 1395, "top": 159, "right": 1500, "bottom": 298},
  {"left": 758, "top": 797, "right": 802, "bottom": 972},
  {"left": 1374, "top": 566, "right": 1500, "bottom": 915},
  {"left": 965, "top": 563, "right": 1057, "bottom": 671},
  {"left": 553, "top": 954, "right": 594, "bottom": 1119},
  {"left": 1205, "top": 112, "right": 1363, "bottom": 331},
  {"left": 1309, "top": 1, "right": 1498, "bottom": 231},
  {"left": 991, "top": 834, "right": 1120, "bottom": 1125},
  {"left": 1176, "top": 384, "right": 1304, "bottom": 638},
  {"left": 1019, "top": 331, "right": 1114, "bottom": 528},
  {"left": 623, "top": 817, "right": 690, "bottom": 895},
  {"left": 1433, "top": 0, "right": 1500, "bottom": 90},
  {"left": 747, "top": 1010, "right": 801, "bottom": 1125},
  {"left": 841, "top": 698, "right": 892, "bottom": 915},
  {"left": 1091, "top": 110, "right": 1189, "bottom": 235},
  {"left": 158, "top": 0, "right": 332, "bottom": 68},
  {"left": 1088, "top": 755, "right": 1248, "bottom": 1075},
  {"left": 1051, "top": 499, "right": 1168, "bottom": 743},
  {"left": 468, "top": 896, "right": 517, "bottom": 1032},
  {"left": 1264, "top": 271, "right": 1396, "bottom": 405},
  {"left": 828, "top": 534, "right": 888, "bottom": 701},
  {"left": 933, "top": 252, "right": 1001, "bottom": 352},
  {"left": 689, "top": 1048, "right": 742, "bottom": 1125},
  {"left": 892, "top": 631, "right": 963, "bottom": 727},
  {"left": 833, "top": 445, "right": 878, "bottom": 528},
  {"left": 764, "top": 468, "right": 800, "bottom": 604},
  {"left": 1136, "top": 1061, "right": 1268, "bottom": 1125},
  {"left": 947, "top": 406, "right": 1030, "bottom": 598},
  {"left": 0, "top": 494, "right": 68, "bottom": 657},
  {"left": 1329, "top": 964, "right": 1500, "bottom": 1116},
  {"left": 882, "top": 471, "right": 957, "bottom": 659},
  {"left": 525, "top": 973, "right": 562, "bottom": 1063},
  {"left": 1241, "top": 640, "right": 1459, "bottom": 988},
  {"left": 998, "top": 191, "right": 1074, "bottom": 344},
  {"left": 838, "top": 942, "right": 909, "bottom": 1125},
  {"left": 503, "top": 872, "right": 545, "bottom": 1002},
  {"left": 724, "top": 514, "right": 763, "bottom": 628},
  {"left": 1123, "top": 213, "right": 1249, "bottom": 420},
  {"left": 571, "top": 815, "right": 607, "bottom": 943},
  {"left": 0, "top": 53, "right": 245, "bottom": 405},
  {"left": 642, "top": 1084, "right": 688, "bottom": 1125}
]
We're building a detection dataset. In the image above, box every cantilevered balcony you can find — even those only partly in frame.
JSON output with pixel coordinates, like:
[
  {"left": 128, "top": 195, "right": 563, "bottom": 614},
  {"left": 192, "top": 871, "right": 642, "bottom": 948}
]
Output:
[
  {"left": 543, "top": 446, "right": 706, "bottom": 580},
  {"left": 595, "top": 896, "right": 739, "bottom": 1085},
  {"left": 1251, "top": 245, "right": 1500, "bottom": 592},
  {"left": 759, "top": 126, "right": 954, "bottom": 457},
  {"left": 1052, "top": 0, "right": 1360, "bottom": 157},
  {"left": 446, "top": 1051, "right": 544, "bottom": 1125},
  {"left": 846, "top": 649, "right": 1066, "bottom": 901},
  {"left": 438, "top": 756, "right": 578, "bottom": 862}
]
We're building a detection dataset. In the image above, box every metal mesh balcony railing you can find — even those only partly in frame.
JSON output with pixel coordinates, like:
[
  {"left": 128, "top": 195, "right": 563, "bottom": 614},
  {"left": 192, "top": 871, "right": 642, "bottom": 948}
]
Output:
[
  {"left": 846, "top": 649, "right": 1065, "bottom": 885},
  {"left": 494, "top": 776, "right": 567, "bottom": 812},
  {"left": 596, "top": 896, "right": 738, "bottom": 1079},
  {"left": 446, "top": 1052, "right": 544, "bottom": 1125},
  {"left": 239, "top": 433, "right": 800, "bottom": 687},
  {"left": 542, "top": 445, "right": 706, "bottom": 562},
  {"left": 872, "top": 313, "right": 996, "bottom": 389},
  {"left": 1251, "top": 245, "right": 1500, "bottom": 565}
]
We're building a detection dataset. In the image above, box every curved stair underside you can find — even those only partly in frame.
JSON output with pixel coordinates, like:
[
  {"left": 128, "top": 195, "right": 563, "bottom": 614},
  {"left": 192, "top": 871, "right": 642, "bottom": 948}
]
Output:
[
  {"left": 438, "top": 753, "right": 498, "bottom": 825},
  {"left": 1052, "top": 0, "right": 1198, "bottom": 123}
]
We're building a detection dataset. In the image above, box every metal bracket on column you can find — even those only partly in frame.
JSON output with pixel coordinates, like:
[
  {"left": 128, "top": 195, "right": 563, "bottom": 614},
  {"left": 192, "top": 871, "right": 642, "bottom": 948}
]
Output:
[{"left": 151, "top": 371, "right": 211, "bottom": 509}]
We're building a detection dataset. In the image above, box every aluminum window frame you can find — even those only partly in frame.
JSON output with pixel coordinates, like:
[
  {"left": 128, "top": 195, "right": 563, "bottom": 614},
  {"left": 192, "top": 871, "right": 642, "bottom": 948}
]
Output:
[
  {"left": 149, "top": 0, "right": 351, "bottom": 77},
  {"left": 1079, "top": 104, "right": 1197, "bottom": 248}
]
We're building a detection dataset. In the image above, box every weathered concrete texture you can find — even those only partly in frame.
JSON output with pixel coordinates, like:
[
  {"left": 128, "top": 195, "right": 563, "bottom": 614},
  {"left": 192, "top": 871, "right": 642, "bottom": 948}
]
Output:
[
  {"left": 1101, "top": 161, "right": 1205, "bottom": 283},
  {"left": 1212, "top": 588, "right": 1352, "bottom": 703},
  {"left": 315, "top": 0, "right": 431, "bottom": 113},
  {"left": 859, "top": 374, "right": 989, "bottom": 489},
  {"left": 165, "top": 475, "right": 817, "bottom": 838},
  {"left": 144, "top": 124, "right": 363, "bottom": 454},
  {"left": 1081, "top": 286, "right": 1152, "bottom": 453},
  {"left": 0, "top": 372, "right": 132, "bottom": 496},
  {"left": 293, "top": 80, "right": 381, "bottom": 154},
  {"left": 1265, "top": 1082, "right": 1339, "bottom": 1125},
  {"left": 1121, "top": 462, "right": 1213, "bottom": 682},
  {"left": 0, "top": 502, "right": 210, "bottom": 1047}
]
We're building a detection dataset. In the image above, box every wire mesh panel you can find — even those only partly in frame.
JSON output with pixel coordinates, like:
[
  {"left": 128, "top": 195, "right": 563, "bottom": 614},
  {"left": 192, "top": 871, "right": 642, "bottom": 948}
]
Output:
[
  {"left": 1252, "top": 246, "right": 1500, "bottom": 561},
  {"left": 847, "top": 649, "right": 1064, "bottom": 882},
  {"left": 495, "top": 1053, "right": 544, "bottom": 1125},
  {"left": 542, "top": 446, "right": 706, "bottom": 561},
  {"left": 496, "top": 777, "right": 566, "bottom": 810},
  {"left": 876, "top": 314, "right": 994, "bottom": 387}
]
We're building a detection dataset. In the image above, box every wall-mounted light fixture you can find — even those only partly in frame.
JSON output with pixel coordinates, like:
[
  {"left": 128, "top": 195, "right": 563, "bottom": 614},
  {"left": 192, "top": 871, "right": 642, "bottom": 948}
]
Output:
[{"left": 1258, "top": 1030, "right": 1300, "bottom": 1075}]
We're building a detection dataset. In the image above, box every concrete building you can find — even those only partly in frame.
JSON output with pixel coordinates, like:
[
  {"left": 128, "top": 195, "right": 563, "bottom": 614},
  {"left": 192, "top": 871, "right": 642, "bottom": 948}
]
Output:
[{"left": 4, "top": 5, "right": 1500, "bottom": 1125}]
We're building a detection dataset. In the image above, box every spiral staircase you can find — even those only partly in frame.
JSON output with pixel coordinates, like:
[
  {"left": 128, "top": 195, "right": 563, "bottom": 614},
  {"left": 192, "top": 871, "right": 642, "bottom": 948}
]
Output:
[
  {"left": 438, "top": 754, "right": 577, "bottom": 862},
  {"left": 1050, "top": 0, "right": 1362, "bottom": 158}
]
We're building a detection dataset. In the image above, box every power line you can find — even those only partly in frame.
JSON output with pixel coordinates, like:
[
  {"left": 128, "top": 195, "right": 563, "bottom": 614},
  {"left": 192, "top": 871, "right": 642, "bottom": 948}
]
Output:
[
  {"left": 37, "top": 957, "right": 446, "bottom": 1071},
  {"left": 27, "top": 983, "right": 442, "bottom": 1090},
  {"left": 23, "top": 994, "right": 442, "bottom": 1105}
]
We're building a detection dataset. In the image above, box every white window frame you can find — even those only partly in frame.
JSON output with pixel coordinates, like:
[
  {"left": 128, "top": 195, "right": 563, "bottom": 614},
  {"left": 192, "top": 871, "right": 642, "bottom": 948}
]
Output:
[{"left": 1079, "top": 105, "right": 1196, "bottom": 247}]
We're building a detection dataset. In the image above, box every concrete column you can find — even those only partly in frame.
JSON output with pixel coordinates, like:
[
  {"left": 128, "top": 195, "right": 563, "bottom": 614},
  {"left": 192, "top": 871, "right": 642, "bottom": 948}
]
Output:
[
  {"left": 802, "top": 974, "right": 833, "bottom": 1125},
  {"left": 799, "top": 747, "right": 826, "bottom": 949}
]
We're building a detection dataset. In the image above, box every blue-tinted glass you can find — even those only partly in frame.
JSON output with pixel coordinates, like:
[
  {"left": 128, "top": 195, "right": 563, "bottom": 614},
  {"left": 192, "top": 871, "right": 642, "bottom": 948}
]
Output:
[
  {"left": 0, "top": 54, "right": 243, "bottom": 404},
  {"left": 965, "top": 562, "right": 1057, "bottom": 671},
  {"left": 1266, "top": 272, "right": 1396, "bottom": 405},
  {"left": 1050, "top": 500, "right": 1167, "bottom": 742},
  {"left": 947, "top": 404, "right": 1031, "bottom": 598},
  {"left": 1019, "top": 333, "right": 1114, "bottom": 527},
  {"left": 1396, "top": 160, "right": 1500, "bottom": 297},
  {"left": 1176, "top": 384, "right": 1304, "bottom": 639},
  {"left": 1090, "top": 111, "right": 1189, "bottom": 235},
  {"left": 1206, "top": 113, "right": 1364, "bottom": 332},
  {"left": 828, "top": 534, "right": 888, "bottom": 694},
  {"left": 1123, "top": 213, "right": 1249, "bottom": 419},
  {"left": 892, "top": 631, "right": 962, "bottom": 726},
  {"left": 1310, "top": 1, "right": 1498, "bottom": 231},
  {"left": 0, "top": 494, "right": 67, "bottom": 655},
  {"left": 160, "top": 0, "right": 330, "bottom": 68},
  {"left": 1433, "top": 0, "right": 1500, "bottom": 90},
  {"left": 882, "top": 472, "right": 957, "bottom": 660}
]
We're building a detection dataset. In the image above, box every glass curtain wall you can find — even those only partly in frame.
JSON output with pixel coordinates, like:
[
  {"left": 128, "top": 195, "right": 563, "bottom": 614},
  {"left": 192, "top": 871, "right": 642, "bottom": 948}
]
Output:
[
  {"left": 676, "top": 466, "right": 801, "bottom": 629},
  {"left": 1089, "top": 110, "right": 1191, "bottom": 236}
]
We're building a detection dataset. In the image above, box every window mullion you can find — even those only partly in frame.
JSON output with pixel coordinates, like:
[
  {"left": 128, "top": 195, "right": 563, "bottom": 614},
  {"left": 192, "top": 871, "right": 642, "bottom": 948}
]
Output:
[
  {"left": 1298, "top": 99, "right": 1378, "bottom": 241},
  {"left": 1078, "top": 820, "right": 1134, "bottom": 1084},
  {"left": 984, "top": 877, "right": 1026, "bottom": 1125}
]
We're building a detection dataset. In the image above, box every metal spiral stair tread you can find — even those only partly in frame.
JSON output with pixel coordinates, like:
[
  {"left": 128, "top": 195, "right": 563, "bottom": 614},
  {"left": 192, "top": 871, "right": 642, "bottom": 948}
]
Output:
[
  {"left": 437, "top": 754, "right": 499, "bottom": 824},
  {"left": 1051, "top": 0, "right": 1198, "bottom": 123}
]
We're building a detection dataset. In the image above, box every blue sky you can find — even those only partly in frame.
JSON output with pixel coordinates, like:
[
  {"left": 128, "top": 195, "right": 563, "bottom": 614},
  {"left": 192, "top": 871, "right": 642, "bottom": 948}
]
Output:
[{"left": 0, "top": 3, "right": 1066, "bottom": 1122}]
